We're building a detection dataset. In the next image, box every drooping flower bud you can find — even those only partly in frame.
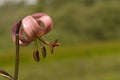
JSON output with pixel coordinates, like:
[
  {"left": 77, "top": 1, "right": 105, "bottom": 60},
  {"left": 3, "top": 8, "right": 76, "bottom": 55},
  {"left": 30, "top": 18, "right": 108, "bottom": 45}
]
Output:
[{"left": 12, "top": 13, "right": 53, "bottom": 46}]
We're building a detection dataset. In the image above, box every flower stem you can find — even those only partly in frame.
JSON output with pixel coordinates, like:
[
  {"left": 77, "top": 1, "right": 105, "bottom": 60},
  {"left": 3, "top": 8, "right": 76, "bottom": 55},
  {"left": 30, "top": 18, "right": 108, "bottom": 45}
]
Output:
[
  {"left": 14, "top": 20, "right": 21, "bottom": 80},
  {"left": 14, "top": 34, "right": 19, "bottom": 80}
]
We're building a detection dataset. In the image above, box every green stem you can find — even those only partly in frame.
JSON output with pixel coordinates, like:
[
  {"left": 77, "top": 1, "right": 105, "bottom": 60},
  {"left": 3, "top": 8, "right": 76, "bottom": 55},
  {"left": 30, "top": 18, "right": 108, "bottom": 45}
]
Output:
[
  {"left": 14, "top": 34, "right": 19, "bottom": 80},
  {"left": 14, "top": 20, "right": 21, "bottom": 80}
]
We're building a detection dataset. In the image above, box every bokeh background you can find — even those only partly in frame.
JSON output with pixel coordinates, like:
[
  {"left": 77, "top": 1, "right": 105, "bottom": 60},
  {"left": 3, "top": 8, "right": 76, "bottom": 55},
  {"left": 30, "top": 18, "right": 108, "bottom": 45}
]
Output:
[{"left": 0, "top": 0, "right": 120, "bottom": 80}]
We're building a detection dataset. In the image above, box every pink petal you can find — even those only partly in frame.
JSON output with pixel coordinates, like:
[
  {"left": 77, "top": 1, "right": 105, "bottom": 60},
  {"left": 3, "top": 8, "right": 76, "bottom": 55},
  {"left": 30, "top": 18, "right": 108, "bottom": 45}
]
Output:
[
  {"left": 32, "top": 13, "right": 53, "bottom": 34},
  {"left": 12, "top": 13, "right": 53, "bottom": 46},
  {"left": 12, "top": 22, "right": 31, "bottom": 46}
]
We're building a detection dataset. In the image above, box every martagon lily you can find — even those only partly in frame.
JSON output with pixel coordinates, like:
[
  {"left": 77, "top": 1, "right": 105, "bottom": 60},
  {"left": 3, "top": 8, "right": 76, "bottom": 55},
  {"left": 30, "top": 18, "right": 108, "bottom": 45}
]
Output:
[{"left": 0, "top": 13, "right": 59, "bottom": 80}]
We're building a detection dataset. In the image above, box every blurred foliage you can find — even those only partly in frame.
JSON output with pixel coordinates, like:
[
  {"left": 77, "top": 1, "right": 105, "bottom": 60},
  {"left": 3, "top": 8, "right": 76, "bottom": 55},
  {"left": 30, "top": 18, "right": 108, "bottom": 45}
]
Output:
[
  {"left": 0, "top": 1, "right": 120, "bottom": 80},
  {"left": 0, "top": 0, "right": 120, "bottom": 46},
  {"left": 34, "top": 0, "right": 120, "bottom": 43}
]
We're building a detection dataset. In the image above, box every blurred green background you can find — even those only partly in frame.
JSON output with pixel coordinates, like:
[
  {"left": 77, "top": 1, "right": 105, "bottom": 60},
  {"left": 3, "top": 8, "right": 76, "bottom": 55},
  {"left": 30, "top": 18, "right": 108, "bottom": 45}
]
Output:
[{"left": 0, "top": 0, "right": 120, "bottom": 80}]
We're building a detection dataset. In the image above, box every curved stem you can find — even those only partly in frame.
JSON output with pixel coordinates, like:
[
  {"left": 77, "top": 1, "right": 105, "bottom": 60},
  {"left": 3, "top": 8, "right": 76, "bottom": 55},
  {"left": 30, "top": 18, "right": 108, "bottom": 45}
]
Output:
[{"left": 14, "top": 20, "right": 21, "bottom": 80}]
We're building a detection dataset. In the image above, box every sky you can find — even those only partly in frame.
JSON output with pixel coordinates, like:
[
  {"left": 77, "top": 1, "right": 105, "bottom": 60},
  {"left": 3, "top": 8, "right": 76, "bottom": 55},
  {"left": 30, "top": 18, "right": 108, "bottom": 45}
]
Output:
[{"left": 0, "top": 0, "right": 37, "bottom": 6}]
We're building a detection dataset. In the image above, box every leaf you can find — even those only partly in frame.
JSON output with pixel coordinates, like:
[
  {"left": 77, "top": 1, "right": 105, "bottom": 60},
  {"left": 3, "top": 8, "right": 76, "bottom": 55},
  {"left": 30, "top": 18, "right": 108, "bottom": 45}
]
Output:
[
  {"left": 33, "top": 50, "right": 40, "bottom": 62},
  {"left": 41, "top": 46, "right": 46, "bottom": 58},
  {"left": 0, "top": 69, "right": 13, "bottom": 80}
]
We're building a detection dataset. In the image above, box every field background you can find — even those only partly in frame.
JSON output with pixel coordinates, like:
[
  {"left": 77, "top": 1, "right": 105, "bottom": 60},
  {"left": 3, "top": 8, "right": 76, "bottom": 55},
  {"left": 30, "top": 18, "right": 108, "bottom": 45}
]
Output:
[{"left": 0, "top": 0, "right": 120, "bottom": 80}]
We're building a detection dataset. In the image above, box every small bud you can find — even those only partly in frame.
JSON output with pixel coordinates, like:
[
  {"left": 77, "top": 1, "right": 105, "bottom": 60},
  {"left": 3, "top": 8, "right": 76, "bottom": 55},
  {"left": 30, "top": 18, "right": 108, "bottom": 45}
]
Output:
[
  {"left": 41, "top": 47, "right": 46, "bottom": 58},
  {"left": 33, "top": 50, "right": 40, "bottom": 62}
]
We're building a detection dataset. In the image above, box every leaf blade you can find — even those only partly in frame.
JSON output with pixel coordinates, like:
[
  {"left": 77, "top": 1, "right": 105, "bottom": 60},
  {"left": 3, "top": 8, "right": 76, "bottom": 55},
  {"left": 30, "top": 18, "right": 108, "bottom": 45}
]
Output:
[{"left": 0, "top": 69, "right": 13, "bottom": 80}]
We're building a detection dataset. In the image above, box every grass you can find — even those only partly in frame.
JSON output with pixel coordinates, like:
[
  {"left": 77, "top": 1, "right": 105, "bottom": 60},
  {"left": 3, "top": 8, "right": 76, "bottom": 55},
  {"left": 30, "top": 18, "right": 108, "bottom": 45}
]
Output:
[{"left": 0, "top": 41, "right": 120, "bottom": 80}]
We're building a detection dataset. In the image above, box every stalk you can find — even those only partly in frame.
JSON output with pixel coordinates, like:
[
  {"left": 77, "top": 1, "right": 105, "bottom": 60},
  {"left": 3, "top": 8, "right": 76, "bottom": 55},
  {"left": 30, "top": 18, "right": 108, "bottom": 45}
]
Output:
[{"left": 14, "top": 20, "right": 21, "bottom": 80}]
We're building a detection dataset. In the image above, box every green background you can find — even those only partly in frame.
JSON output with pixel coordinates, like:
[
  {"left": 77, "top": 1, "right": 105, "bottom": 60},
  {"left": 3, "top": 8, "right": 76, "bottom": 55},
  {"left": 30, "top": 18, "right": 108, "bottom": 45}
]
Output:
[{"left": 0, "top": 0, "right": 120, "bottom": 80}]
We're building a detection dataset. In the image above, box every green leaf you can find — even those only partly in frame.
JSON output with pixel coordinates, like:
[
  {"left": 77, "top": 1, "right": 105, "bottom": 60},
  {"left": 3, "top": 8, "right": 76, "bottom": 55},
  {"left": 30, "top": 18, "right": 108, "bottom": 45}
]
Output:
[{"left": 0, "top": 69, "right": 13, "bottom": 80}]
